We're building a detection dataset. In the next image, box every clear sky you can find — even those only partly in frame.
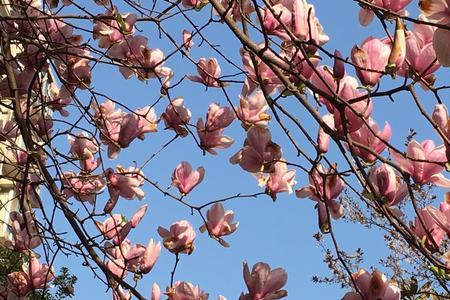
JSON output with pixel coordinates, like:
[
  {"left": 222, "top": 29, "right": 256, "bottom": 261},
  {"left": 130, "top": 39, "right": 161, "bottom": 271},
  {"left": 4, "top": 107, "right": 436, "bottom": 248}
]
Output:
[{"left": 39, "top": 0, "right": 450, "bottom": 299}]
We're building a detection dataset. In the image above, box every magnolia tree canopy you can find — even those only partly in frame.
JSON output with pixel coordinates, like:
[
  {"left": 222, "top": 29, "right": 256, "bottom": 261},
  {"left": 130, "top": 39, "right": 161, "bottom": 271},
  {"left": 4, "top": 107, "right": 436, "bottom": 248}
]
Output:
[{"left": 1, "top": 0, "right": 450, "bottom": 299}]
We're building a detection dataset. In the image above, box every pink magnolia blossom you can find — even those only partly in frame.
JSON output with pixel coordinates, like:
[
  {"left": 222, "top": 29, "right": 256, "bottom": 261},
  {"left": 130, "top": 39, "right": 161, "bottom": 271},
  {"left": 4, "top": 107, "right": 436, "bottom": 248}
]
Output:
[
  {"left": 117, "top": 106, "right": 158, "bottom": 149},
  {"left": 187, "top": 58, "right": 222, "bottom": 87},
  {"left": 96, "top": 205, "right": 147, "bottom": 243},
  {"left": 108, "top": 35, "right": 173, "bottom": 83},
  {"left": 411, "top": 207, "right": 446, "bottom": 250},
  {"left": 8, "top": 257, "right": 55, "bottom": 297},
  {"left": 342, "top": 269, "right": 401, "bottom": 300},
  {"left": 182, "top": 30, "right": 194, "bottom": 53},
  {"left": 351, "top": 37, "right": 391, "bottom": 87},
  {"left": 292, "top": 0, "right": 329, "bottom": 51},
  {"left": 241, "top": 47, "right": 283, "bottom": 96},
  {"left": 216, "top": 0, "right": 253, "bottom": 22},
  {"left": 237, "top": 90, "right": 270, "bottom": 130},
  {"left": 432, "top": 103, "right": 450, "bottom": 161},
  {"left": 389, "top": 139, "right": 450, "bottom": 187},
  {"left": 317, "top": 114, "right": 335, "bottom": 154},
  {"left": 197, "top": 118, "right": 234, "bottom": 155},
  {"left": 139, "top": 239, "right": 162, "bottom": 274},
  {"left": 282, "top": 46, "right": 321, "bottom": 87},
  {"left": 4, "top": 211, "right": 41, "bottom": 252},
  {"left": 63, "top": 172, "right": 106, "bottom": 204},
  {"left": 161, "top": 97, "right": 192, "bottom": 137},
  {"left": 368, "top": 164, "right": 408, "bottom": 207},
  {"left": 347, "top": 118, "right": 392, "bottom": 163},
  {"left": 113, "top": 286, "right": 131, "bottom": 300},
  {"left": 204, "top": 103, "right": 235, "bottom": 132},
  {"left": 105, "top": 166, "right": 145, "bottom": 212},
  {"left": 93, "top": 7, "right": 136, "bottom": 48},
  {"left": 433, "top": 27, "right": 450, "bottom": 67},
  {"left": 106, "top": 238, "right": 161, "bottom": 275},
  {"left": 399, "top": 16, "right": 440, "bottom": 85},
  {"left": 310, "top": 67, "right": 372, "bottom": 133},
  {"left": 260, "top": 4, "right": 292, "bottom": 38},
  {"left": 158, "top": 220, "right": 196, "bottom": 255},
  {"left": 167, "top": 281, "right": 209, "bottom": 300},
  {"left": 197, "top": 104, "right": 235, "bottom": 155},
  {"left": 296, "top": 164, "right": 345, "bottom": 232},
  {"left": 230, "top": 126, "right": 282, "bottom": 173},
  {"left": 333, "top": 50, "right": 345, "bottom": 80},
  {"left": 181, "top": 0, "right": 208, "bottom": 9},
  {"left": 359, "top": 0, "right": 412, "bottom": 26},
  {"left": 419, "top": 0, "right": 450, "bottom": 25},
  {"left": 152, "top": 283, "right": 161, "bottom": 300},
  {"left": 239, "top": 261, "right": 288, "bottom": 300},
  {"left": 68, "top": 132, "right": 100, "bottom": 172},
  {"left": 199, "top": 203, "right": 238, "bottom": 247},
  {"left": 257, "top": 161, "right": 296, "bottom": 201},
  {"left": 171, "top": 161, "right": 205, "bottom": 195}
]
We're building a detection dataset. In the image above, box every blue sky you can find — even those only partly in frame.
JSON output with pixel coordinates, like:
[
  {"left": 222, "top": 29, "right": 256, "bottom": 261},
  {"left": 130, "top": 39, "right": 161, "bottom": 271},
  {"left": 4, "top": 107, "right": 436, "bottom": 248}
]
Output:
[{"left": 38, "top": 0, "right": 450, "bottom": 299}]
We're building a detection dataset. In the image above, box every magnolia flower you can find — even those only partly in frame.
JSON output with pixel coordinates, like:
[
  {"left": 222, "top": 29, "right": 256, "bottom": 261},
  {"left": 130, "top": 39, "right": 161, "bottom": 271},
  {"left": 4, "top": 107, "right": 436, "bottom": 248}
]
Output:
[
  {"left": 204, "top": 103, "right": 235, "bottom": 132},
  {"left": 368, "top": 164, "right": 408, "bottom": 208},
  {"left": 197, "top": 103, "right": 235, "bottom": 155},
  {"left": 241, "top": 47, "right": 283, "bottom": 96},
  {"left": 399, "top": 16, "right": 440, "bottom": 85},
  {"left": 317, "top": 114, "right": 335, "bottom": 154},
  {"left": 93, "top": 101, "right": 158, "bottom": 159},
  {"left": 260, "top": 4, "right": 292, "bottom": 38},
  {"left": 181, "top": 0, "right": 208, "bottom": 9},
  {"left": 93, "top": 6, "right": 136, "bottom": 48},
  {"left": 95, "top": 205, "right": 147, "bottom": 244},
  {"left": 197, "top": 118, "right": 235, "bottom": 155},
  {"left": 348, "top": 118, "right": 392, "bottom": 163},
  {"left": 8, "top": 257, "right": 55, "bottom": 297},
  {"left": 4, "top": 211, "right": 41, "bottom": 252},
  {"left": 257, "top": 161, "right": 296, "bottom": 201},
  {"left": 63, "top": 172, "right": 106, "bottom": 204},
  {"left": 310, "top": 67, "right": 372, "bottom": 133},
  {"left": 171, "top": 161, "right": 205, "bottom": 195},
  {"left": 68, "top": 131, "right": 100, "bottom": 171},
  {"left": 419, "top": 0, "right": 450, "bottom": 25},
  {"left": 342, "top": 269, "right": 401, "bottom": 300},
  {"left": 113, "top": 286, "right": 131, "bottom": 300},
  {"left": 182, "top": 30, "right": 194, "bottom": 53},
  {"left": 351, "top": 37, "right": 391, "bottom": 87},
  {"left": 117, "top": 106, "right": 158, "bottom": 148},
  {"left": 106, "top": 239, "right": 161, "bottom": 276},
  {"left": 161, "top": 97, "right": 192, "bottom": 137},
  {"left": 432, "top": 103, "right": 450, "bottom": 162},
  {"left": 359, "top": 0, "right": 412, "bottom": 26},
  {"left": 199, "top": 203, "right": 238, "bottom": 247},
  {"left": 411, "top": 207, "right": 446, "bottom": 250},
  {"left": 237, "top": 90, "right": 270, "bottom": 130},
  {"left": 152, "top": 283, "right": 161, "bottom": 300},
  {"left": 158, "top": 220, "right": 196, "bottom": 255},
  {"left": 167, "top": 281, "right": 209, "bottom": 300},
  {"left": 390, "top": 139, "right": 450, "bottom": 187},
  {"left": 296, "top": 164, "right": 345, "bottom": 232},
  {"left": 333, "top": 50, "right": 345, "bottom": 80},
  {"left": 188, "top": 58, "right": 222, "bottom": 87},
  {"left": 140, "top": 239, "right": 162, "bottom": 274},
  {"left": 105, "top": 166, "right": 145, "bottom": 212},
  {"left": 108, "top": 35, "right": 173, "bottom": 83},
  {"left": 239, "top": 262, "right": 288, "bottom": 300},
  {"left": 230, "top": 126, "right": 282, "bottom": 173},
  {"left": 292, "top": 0, "right": 329, "bottom": 51}
]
